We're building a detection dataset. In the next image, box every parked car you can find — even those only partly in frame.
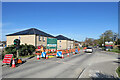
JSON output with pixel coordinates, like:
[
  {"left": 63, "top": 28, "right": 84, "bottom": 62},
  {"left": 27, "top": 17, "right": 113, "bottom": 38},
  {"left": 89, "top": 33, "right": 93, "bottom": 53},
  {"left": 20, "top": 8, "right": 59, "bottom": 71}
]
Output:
[{"left": 85, "top": 47, "right": 93, "bottom": 53}]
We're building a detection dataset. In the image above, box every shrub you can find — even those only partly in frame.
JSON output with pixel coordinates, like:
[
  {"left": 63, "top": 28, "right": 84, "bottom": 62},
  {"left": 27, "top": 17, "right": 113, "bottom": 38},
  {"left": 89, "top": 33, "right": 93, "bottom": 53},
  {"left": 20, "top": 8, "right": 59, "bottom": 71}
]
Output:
[{"left": 4, "top": 44, "right": 36, "bottom": 58}]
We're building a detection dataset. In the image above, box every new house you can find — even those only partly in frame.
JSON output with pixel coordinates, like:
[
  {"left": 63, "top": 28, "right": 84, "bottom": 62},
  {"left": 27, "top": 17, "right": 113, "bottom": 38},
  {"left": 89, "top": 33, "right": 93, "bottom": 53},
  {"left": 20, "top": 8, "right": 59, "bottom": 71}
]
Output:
[
  {"left": 56, "top": 35, "right": 74, "bottom": 50},
  {"left": 6, "top": 28, "right": 55, "bottom": 47}
]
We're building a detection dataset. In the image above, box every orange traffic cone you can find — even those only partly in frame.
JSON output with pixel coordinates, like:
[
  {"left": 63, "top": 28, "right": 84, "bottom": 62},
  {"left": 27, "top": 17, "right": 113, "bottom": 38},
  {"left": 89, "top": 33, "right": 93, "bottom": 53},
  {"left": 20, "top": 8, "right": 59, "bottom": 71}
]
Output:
[
  {"left": 67, "top": 53, "right": 69, "bottom": 57},
  {"left": 37, "top": 55, "right": 39, "bottom": 60},
  {"left": 61, "top": 53, "right": 64, "bottom": 59},
  {"left": 73, "top": 49, "right": 75, "bottom": 55},
  {"left": 46, "top": 54, "right": 48, "bottom": 59},
  {"left": 73, "top": 51, "right": 75, "bottom": 55},
  {"left": 17, "top": 58, "right": 22, "bottom": 64},
  {"left": 11, "top": 58, "right": 16, "bottom": 68},
  {"left": 45, "top": 49, "right": 48, "bottom": 53}
]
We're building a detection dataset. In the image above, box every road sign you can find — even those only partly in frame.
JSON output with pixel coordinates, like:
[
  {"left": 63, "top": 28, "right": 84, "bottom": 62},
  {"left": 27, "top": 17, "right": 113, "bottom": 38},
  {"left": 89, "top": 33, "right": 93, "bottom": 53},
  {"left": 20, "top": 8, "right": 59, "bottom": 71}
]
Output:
[
  {"left": 3, "top": 54, "right": 13, "bottom": 64},
  {"left": 47, "top": 38, "right": 57, "bottom": 49},
  {"left": 56, "top": 51, "right": 62, "bottom": 57},
  {"left": 41, "top": 52, "right": 46, "bottom": 57},
  {"left": 75, "top": 49, "right": 78, "bottom": 53}
]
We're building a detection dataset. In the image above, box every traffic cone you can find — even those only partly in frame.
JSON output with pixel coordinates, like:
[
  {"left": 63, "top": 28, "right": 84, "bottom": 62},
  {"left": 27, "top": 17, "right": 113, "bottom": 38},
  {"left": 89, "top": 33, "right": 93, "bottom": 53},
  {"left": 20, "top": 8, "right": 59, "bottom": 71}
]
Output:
[
  {"left": 37, "top": 55, "right": 39, "bottom": 60},
  {"left": 61, "top": 53, "right": 64, "bottom": 59},
  {"left": 67, "top": 53, "right": 69, "bottom": 57},
  {"left": 69, "top": 49, "right": 71, "bottom": 53},
  {"left": 46, "top": 54, "right": 48, "bottom": 59},
  {"left": 11, "top": 58, "right": 16, "bottom": 68},
  {"left": 73, "top": 52, "right": 75, "bottom": 55},
  {"left": 45, "top": 49, "right": 48, "bottom": 53},
  {"left": 17, "top": 58, "right": 22, "bottom": 64}
]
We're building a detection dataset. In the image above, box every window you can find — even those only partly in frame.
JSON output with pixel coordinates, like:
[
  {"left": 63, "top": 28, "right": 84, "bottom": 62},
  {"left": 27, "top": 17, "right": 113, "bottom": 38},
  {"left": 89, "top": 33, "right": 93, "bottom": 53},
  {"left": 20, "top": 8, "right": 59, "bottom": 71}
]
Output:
[
  {"left": 43, "top": 37, "right": 45, "bottom": 42},
  {"left": 59, "top": 40, "right": 61, "bottom": 43},
  {"left": 59, "top": 45, "right": 61, "bottom": 47},
  {"left": 39, "top": 35, "right": 41, "bottom": 41}
]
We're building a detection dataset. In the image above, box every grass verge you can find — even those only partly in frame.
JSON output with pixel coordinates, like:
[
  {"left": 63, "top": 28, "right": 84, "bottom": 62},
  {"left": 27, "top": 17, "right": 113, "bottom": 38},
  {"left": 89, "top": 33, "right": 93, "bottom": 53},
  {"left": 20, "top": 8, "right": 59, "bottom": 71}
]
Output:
[
  {"left": 19, "top": 55, "right": 35, "bottom": 58},
  {"left": 116, "top": 66, "right": 120, "bottom": 77},
  {"left": 108, "top": 49, "right": 120, "bottom": 53}
]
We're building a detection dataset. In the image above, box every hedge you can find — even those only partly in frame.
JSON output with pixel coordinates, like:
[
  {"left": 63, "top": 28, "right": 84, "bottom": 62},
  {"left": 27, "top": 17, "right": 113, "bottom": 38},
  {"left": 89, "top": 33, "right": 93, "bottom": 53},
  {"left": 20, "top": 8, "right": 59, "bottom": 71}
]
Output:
[{"left": 4, "top": 44, "right": 36, "bottom": 58}]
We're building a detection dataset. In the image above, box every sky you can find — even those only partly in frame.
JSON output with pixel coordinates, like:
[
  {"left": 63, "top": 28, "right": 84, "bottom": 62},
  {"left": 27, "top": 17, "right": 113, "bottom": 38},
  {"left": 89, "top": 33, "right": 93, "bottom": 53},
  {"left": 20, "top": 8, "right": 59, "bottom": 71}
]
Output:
[{"left": 2, "top": 2, "right": 118, "bottom": 41}]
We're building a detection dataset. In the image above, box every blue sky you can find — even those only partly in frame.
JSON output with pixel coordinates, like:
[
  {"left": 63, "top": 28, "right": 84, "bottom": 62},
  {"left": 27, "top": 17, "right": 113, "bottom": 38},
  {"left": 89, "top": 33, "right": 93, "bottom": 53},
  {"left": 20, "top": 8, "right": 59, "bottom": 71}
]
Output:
[{"left": 2, "top": 2, "right": 118, "bottom": 41}]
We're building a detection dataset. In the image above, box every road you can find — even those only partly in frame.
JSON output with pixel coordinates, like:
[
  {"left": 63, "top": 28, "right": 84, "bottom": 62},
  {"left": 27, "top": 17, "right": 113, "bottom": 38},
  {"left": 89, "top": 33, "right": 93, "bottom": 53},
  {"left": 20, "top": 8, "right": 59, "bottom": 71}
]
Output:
[{"left": 2, "top": 48, "right": 119, "bottom": 79}]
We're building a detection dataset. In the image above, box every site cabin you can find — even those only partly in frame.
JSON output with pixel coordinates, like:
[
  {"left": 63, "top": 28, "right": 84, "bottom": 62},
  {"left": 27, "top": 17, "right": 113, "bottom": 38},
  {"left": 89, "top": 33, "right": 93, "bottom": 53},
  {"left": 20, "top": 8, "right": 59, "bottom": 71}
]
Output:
[{"left": 105, "top": 41, "right": 113, "bottom": 51}]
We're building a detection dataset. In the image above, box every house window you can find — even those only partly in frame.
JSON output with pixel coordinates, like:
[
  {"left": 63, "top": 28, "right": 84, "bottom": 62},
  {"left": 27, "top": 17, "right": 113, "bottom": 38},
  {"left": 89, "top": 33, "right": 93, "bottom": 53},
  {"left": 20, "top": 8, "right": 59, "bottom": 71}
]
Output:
[
  {"left": 39, "top": 35, "right": 41, "bottom": 41},
  {"left": 43, "top": 37, "right": 45, "bottom": 42},
  {"left": 59, "top": 45, "right": 61, "bottom": 47},
  {"left": 59, "top": 40, "right": 61, "bottom": 43}
]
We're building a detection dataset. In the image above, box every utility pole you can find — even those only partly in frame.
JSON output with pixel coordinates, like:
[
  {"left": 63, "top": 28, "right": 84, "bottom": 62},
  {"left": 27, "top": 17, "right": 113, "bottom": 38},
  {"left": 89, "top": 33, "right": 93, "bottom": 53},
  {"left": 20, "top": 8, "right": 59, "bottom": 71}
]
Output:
[{"left": 102, "top": 33, "right": 104, "bottom": 46}]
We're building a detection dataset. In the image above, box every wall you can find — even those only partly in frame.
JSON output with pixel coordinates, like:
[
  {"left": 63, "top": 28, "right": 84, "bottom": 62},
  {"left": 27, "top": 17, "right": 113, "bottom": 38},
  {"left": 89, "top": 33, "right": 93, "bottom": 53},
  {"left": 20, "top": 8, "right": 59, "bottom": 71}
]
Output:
[
  {"left": 6, "top": 35, "right": 36, "bottom": 46},
  {"left": 57, "top": 40, "right": 67, "bottom": 50},
  {"left": 36, "top": 35, "right": 47, "bottom": 47}
]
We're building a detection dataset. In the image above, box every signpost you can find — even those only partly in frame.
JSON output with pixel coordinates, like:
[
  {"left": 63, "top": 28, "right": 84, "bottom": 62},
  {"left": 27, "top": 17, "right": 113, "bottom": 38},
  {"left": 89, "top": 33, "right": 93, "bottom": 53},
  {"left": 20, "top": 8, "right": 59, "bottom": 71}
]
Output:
[
  {"left": 3, "top": 54, "right": 13, "bottom": 64},
  {"left": 14, "top": 39, "right": 20, "bottom": 58},
  {"left": 47, "top": 38, "right": 57, "bottom": 49}
]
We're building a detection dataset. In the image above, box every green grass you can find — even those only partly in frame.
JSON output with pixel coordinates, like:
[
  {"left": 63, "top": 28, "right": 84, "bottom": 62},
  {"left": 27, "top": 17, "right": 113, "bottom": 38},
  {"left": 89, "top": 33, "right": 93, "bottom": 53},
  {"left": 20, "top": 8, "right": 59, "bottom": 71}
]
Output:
[
  {"left": 116, "top": 66, "right": 120, "bottom": 77},
  {"left": 19, "top": 55, "right": 35, "bottom": 58},
  {"left": 108, "top": 48, "right": 120, "bottom": 53}
]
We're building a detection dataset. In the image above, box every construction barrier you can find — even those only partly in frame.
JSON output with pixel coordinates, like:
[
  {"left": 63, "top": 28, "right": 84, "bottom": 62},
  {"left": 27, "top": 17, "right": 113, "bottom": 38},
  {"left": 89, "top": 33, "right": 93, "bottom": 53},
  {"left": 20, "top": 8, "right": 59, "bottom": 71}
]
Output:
[
  {"left": 35, "top": 48, "right": 82, "bottom": 60},
  {"left": 35, "top": 49, "right": 41, "bottom": 60},
  {"left": 66, "top": 49, "right": 69, "bottom": 57},
  {"left": 78, "top": 48, "right": 80, "bottom": 53},
  {"left": 46, "top": 53, "right": 48, "bottom": 59},
  {"left": 72, "top": 49, "right": 75, "bottom": 55}
]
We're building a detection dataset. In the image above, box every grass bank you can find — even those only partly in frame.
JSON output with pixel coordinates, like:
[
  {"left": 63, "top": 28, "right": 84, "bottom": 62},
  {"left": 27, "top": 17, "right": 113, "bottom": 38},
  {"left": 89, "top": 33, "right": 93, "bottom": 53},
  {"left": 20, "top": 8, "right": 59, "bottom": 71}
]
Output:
[
  {"left": 116, "top": 66, "right": 120, "bottom": 77},
  {"left": 19, "top": 55, "right": 35, "bottom": 58},
  {"left": 108, "top": 48, "right": 120, "bottom": 53}
]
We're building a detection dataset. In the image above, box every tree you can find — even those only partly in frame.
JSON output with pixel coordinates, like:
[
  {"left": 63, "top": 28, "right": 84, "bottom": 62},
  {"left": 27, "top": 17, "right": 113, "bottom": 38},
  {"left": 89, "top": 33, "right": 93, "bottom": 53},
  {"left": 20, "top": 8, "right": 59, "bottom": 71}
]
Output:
[
  {"left": 98, "top": 30, "right": 114, "bottom": 46},
  {"left": 84, "top": 38, "right": 94, "bottom": 46},
  {"left": 93, "top": 39, "right": 99, "bottom": 46}
]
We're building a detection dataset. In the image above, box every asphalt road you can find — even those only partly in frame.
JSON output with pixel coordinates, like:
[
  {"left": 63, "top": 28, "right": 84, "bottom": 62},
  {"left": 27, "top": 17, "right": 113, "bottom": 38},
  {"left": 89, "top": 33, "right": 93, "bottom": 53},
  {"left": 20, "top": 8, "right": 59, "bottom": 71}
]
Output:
[{"left": 2, "top": 48, "right": 119, "bottom": 79}]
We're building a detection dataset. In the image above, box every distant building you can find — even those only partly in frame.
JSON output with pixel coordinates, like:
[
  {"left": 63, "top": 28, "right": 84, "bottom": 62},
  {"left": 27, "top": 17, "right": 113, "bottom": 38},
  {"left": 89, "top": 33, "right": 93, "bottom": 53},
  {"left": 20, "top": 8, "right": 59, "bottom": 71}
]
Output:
[
  {"left": 73, "top": 40, "right": 82, "bottom": 48},
  {"left": 6, "top": 28, "right": 55, "bottom": 47},
  {"left": 56, "top": 35, "right": 73, "bottom": 50}
]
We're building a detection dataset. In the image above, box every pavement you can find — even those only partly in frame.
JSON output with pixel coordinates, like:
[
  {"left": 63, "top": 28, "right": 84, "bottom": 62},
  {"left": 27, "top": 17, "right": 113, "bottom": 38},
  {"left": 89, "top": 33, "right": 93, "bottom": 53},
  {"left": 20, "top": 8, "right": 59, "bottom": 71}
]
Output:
[{"left": 1, "top": 48, "right": 119, "bottom": 79}]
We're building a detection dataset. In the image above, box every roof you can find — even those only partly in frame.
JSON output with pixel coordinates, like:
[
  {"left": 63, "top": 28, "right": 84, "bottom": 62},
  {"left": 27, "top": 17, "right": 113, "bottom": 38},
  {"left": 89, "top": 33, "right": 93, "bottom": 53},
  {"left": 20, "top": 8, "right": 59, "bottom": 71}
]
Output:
[
  {"left": 6, "top": 28, "right": 55, "bottom": 37},
  {"left": 55, "top": 35, "right": 72, "bottom": 40}
]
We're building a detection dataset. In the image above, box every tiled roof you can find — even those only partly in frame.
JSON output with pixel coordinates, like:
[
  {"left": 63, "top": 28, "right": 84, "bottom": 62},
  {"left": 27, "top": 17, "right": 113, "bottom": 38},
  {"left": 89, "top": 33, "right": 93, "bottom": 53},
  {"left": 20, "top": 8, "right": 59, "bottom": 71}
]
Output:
[
  {"left": 55, "top": 35, "right": 71, "bottom": 40},
  {"left": 6, "top": 28, "right": 55, "bottom": 37}
]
